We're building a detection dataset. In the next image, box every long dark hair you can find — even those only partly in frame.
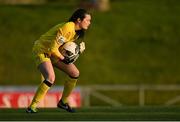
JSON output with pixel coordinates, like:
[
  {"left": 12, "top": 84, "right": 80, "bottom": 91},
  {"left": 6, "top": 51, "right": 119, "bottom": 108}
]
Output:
[{"left": 68, "top": 8, "right": 89, "bottom": 39}]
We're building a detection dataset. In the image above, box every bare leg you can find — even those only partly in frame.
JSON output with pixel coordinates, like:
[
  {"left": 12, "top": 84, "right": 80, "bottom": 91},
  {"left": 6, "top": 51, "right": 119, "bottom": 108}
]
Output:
[
  {"left": 53, "top": 61, "right": 79, "bottom": 78},
  {"left": 54, "top": 61, "right": 79, "bottom": 112},
  {"left": 38, "top": 61, "right": 55, "bottom": 83},
  {"left": 28, "top": 61, "right": 55, "bottom": 112}
]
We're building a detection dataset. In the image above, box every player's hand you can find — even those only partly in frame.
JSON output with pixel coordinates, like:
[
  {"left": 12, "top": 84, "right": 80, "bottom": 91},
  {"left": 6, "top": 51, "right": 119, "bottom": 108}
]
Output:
[
  {"left": 79, "top": 42, "right": 85, "bottom": 53},
  {"left": 59, "top": 54, "right": 65, "bottom": 61}
]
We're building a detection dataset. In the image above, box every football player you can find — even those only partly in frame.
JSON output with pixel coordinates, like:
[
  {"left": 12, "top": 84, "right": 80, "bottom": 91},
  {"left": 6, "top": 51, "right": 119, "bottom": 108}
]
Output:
[{"left": 26, "top": 8, "right": 91, "bottom": 113}]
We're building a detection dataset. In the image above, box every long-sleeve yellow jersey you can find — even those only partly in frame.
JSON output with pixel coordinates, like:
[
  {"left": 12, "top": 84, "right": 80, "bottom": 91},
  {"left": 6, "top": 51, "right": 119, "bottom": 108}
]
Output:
[{"left": 33, "top": 22, "right": 78, "bottom": 58}]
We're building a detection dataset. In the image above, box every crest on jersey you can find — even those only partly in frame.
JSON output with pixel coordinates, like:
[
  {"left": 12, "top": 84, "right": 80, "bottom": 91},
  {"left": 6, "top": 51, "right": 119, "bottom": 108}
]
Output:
[{"left": 57, "top": 36, "right": 66, "bottom": 44}]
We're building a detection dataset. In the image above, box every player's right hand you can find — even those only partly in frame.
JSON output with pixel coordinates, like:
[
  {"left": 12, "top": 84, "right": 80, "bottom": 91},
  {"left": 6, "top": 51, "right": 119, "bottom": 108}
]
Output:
[{"left": 79, "top": 42, "right": 85, "bottom": 53}]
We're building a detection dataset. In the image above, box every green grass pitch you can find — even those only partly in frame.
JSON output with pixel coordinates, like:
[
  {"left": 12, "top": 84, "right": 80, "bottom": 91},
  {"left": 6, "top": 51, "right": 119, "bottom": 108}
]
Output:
[{"left": 0, "top": 106, "right": 180, "bottom": 121}]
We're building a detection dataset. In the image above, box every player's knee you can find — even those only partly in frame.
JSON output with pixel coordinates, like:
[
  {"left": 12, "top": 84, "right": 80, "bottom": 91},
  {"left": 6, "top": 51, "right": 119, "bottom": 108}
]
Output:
[
  {"left": 69, "top": 69, "right": 80, "bottom": 78},
  {"left": 47, "top": 74, "right": 55, "bottom": 83}
]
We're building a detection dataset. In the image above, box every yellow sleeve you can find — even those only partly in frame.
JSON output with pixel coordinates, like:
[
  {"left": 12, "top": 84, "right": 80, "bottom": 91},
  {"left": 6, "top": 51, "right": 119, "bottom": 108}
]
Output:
[
  {"left": 56, "top": 22, "right": 75, "bottom": 43},
  {"left": 50, "top": 22, "right": 75, "bottom": 58},
  {"left": 50, "top": 43, "right": 63, "bottom": 59}
]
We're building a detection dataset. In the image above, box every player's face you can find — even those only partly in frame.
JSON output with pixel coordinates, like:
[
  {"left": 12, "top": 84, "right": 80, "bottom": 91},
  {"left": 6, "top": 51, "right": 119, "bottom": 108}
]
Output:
[{"left": 80, "top": 14, "right": 91, "bottom": 30}]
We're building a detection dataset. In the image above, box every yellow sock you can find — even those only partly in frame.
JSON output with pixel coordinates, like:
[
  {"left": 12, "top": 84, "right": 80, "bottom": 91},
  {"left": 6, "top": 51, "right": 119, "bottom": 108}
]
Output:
[
  {"left": 40, "top": 74, "right": 45, "bottom": 81},
  {"left": 30, "top": 80, "right": 52, "bottom": 109},
  {"left": 61, "top": 77, "right": 78, "bottom": 103}
]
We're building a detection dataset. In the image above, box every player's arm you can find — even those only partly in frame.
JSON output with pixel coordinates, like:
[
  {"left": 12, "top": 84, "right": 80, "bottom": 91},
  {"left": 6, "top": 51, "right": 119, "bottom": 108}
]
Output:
[
  {"left": 50, "top": 22, "right": 74, "bottom": 61},
  {"left": 51, "top": 46, "right": 64, "bottom": 60}
]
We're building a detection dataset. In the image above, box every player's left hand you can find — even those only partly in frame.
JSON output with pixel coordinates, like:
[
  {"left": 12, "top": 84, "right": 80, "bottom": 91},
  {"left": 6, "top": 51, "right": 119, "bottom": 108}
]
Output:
[{"left": 79, "top": 42, "right": 85, "bottom": 53}]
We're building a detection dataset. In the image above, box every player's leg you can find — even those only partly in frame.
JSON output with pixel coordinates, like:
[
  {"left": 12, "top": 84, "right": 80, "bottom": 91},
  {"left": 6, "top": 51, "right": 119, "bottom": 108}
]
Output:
[
  {"left": 53, "top": 61, "right": 79, "bottom": 112},
  {"left": 27, "top": 61, "right": 55, "bottom": 113}
]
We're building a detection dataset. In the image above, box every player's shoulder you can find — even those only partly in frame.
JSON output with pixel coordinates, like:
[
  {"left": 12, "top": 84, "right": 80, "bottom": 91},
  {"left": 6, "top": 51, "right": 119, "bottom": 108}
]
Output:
[
  {"left": 64, "top": 22, "right": 75, "bottom": 27},
  {"left": 62, "top": 22, "right": 75, "bottom": 30}
]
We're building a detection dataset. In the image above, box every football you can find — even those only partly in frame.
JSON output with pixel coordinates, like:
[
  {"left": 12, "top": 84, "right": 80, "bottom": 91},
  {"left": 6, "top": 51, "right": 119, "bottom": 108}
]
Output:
[{"left": 59, "top": 41, "right": 79, "bottom": 60}]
